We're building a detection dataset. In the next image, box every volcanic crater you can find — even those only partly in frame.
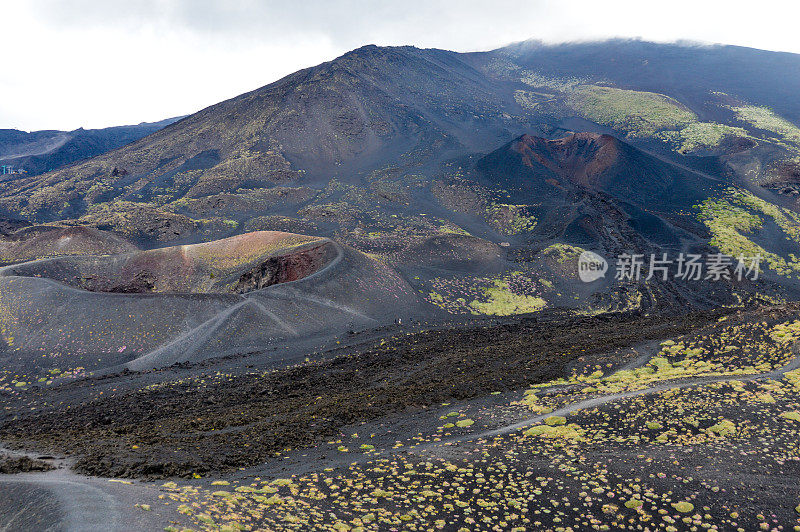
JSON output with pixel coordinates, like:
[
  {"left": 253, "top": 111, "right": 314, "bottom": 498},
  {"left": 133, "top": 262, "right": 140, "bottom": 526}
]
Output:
[{"left": 0, "top": 230, "right": 337, "bottom": 295}]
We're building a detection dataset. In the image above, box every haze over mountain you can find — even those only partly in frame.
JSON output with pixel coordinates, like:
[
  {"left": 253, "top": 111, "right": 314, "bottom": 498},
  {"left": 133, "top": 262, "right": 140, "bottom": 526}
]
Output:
[
  {"left": 498, "top": 39, "right": 800, "bottom": 123},
  {"left": 0, "top": 117, "right": 181, "bottom": 177}
]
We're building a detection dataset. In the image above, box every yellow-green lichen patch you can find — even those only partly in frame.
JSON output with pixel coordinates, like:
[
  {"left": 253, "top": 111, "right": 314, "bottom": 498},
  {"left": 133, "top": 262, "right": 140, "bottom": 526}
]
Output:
[
  {"left": 469, "top": 280, "right": 546, "bottom": 316},
  {"left": 780, "top": 411, "right": 800, "bottom": 422},
  {"left": 544, "top": 415, "right": 567, "bottom": 426},
  {"left": 657, "top": 121, "right": 750, "bottom": 153},
  {"left": 725, "top": 104, "right": 800, "bottom": 147},
  {"left": 566, "top": 85, "right": 697, "bottom": 138},
  {"left": 423, "top": 272, "right": 546, "bottom": 315},
  {"left": 697, "top": 189, "right": 800, "bottom": 277},
  {"left": 708, "top": 419, "right": 737, "bottom": 437},
  {"left": 624, "top": 498, "right": 643, "bottom": 509},
  {"left": 485, "top": 203, "right": 537, "bottom": 235},
  {"left": 672, "top": 501, "right": 695, "bottom": 513},
  {"left": 523, "top": 423, "right": 585, "bottom": 441},
  {"left": 540, "top": 243, "right": 585, "bottom": 265}
]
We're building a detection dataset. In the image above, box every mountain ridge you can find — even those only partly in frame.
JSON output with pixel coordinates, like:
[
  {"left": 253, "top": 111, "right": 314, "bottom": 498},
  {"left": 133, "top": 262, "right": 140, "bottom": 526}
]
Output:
[
  {"left": 1, "top": 38, "right": 800, "bottom": 315},
  {"left": 0, "top": 117, "right": 182, "bottom": 177}
]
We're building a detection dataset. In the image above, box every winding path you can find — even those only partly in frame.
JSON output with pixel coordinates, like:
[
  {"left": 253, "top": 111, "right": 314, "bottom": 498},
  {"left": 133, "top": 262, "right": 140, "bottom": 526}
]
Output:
[
  {"left": 0, "top": 464, "right": 188, "bottom": 532},
  {"left": 428, "top": 339, "right": 800, "bottom": 447},
  {"left": 4, "top": 330, "right": 800, "bottom": 530}
]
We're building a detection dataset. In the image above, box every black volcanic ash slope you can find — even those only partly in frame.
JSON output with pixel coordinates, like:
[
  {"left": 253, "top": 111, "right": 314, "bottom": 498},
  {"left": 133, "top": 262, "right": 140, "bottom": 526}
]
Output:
[
  {"left": 475, "top": 132, "right": 719, "bottom": 248},
  {"left": 493, "top": 39, "right": 800, "bottom": 123},
  {"left": 0, "top": 41, "right": 798, "bottom": 316},
  {"left": 1, "top": 40, "right": 799, "bottom": 249},
  {"left": 0, "top": 46, "right": 531, "bottom": 221}
]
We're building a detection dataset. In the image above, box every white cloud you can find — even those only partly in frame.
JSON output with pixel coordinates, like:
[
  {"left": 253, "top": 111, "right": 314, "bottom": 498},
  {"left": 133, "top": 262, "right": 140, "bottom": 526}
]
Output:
[{"left": 2, "top": 0, "right": 799, "bottom": 130}]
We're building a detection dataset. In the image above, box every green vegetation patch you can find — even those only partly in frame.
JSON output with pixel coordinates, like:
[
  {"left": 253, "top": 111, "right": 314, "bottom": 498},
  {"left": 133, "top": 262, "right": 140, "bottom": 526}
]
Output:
[
  {"left": 544, "top": 415, "right": 567, "bottom": 426},
  {"left": 425, "top": 272, "right": 546, "bottom": 315},
  {"left": 708, "top": 419, "right": 737, "bottom": 437},
  {"left": 780, "top": 411, "right": 800, "bottom": 422},
  {"left": 672, "top": 501, "right": 695, "bottom": 513},
  {"left": 521, "top": 73, "right": 752, "bottom": 153},
  {"left": 540, "top": 243, "right": 585, "bottom": 265},
  {"left": 567, "top": 85, "right": 697, "bottom": 138},
  {"left": 469, "top": 280, "right": 546, "bottom": 316},
  {"left": 486, "top": 203, "right": 537, "bottom": 235},
  {"left": 726, "top": 104, "right": 800, "bottom": 146},
  {"left": 697, "top": 188, "right": 800, "bottom": 276},
  {"left": 658, "top": 121, "right": 750, "bottom": 153},
  {"left": 523, "top": 423, "right": 585, "bottom": 441}
]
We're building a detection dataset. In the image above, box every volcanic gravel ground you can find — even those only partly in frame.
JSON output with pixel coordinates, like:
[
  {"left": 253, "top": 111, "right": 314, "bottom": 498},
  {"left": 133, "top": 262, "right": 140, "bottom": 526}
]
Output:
[
  {"left": 0, "top": 454, "right": 53, "bottom": 474},
  {"left": 0, "top": 308, "right": 729, "bottom": 479},
  {"left": 144, "top": 304, "right": 800, "bottom": 531}
]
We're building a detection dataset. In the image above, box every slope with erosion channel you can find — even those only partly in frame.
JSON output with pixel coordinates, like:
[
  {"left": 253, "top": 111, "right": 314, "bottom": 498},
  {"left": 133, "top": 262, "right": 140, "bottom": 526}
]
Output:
[
  {"left": 399, "top": 132, "right": 800, "bottom": 320},
  {"left": 2, "top": 41, "right": 800, "bottom": 256},
  {"left": 466, "top": 132, "right": 800, "bottom": 305},
  {"left": 475, "top": 132, "right": 722, "bottom": 234},
  {"left": 0, "top": 230, "right": 429, "bottom": 377},
  {"left": 411, "top": 132, "right": 729, "bottom": 314}
]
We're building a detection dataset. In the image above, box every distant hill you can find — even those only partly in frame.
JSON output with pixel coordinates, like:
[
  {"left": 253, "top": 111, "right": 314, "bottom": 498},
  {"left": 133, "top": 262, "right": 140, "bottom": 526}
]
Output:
[
  {"left": 0, "top": 117, "right": 182, "bottom": 177},
  {"left": 491, "top": 39, "right": 800, "bottom": 124}
]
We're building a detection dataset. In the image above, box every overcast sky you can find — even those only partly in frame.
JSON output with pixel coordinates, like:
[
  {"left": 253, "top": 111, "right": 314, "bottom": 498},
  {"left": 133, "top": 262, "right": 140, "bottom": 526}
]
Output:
[{"left": 2, "top": 0, "right": 799, "bottom": 131}]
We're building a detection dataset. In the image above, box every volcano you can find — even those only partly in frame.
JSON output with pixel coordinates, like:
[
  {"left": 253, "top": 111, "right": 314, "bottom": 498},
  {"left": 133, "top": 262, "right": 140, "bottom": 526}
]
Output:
[
  {"left": 477, "top": 132, "right": 721, "bottom": 210},
  {"left": 0, "top": 230, "right": 428, "bottom": 374}
]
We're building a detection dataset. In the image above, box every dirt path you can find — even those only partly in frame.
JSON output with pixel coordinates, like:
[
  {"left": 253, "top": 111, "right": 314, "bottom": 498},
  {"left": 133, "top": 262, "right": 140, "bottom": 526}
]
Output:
[
  {"left": 241, "top": 325, "right": 800, "bottom": 479},
  {"left": 0, "top": 473, "right": 121, "bottom": 531},
  {"left": 0, "top": 308, "right": 779, "bottom": 529},
  {"left": 0, "top": 463, "right": 189, "bottom": 532},
  {"left": 431, "top": 339, "right": 800, "bottom": 445}
]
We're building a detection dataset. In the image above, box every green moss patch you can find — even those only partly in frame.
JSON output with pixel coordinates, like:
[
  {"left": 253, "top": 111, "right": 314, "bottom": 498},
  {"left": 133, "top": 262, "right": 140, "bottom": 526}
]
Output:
[{"left": 470, "top": 280, "right": 546, "bottom": 316}]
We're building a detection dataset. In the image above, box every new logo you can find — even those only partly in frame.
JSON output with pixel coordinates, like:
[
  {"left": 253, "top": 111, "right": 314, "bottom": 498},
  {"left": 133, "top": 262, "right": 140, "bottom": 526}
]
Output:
[{"left": 578, "top": 251, "right": 608, "bottom": 283}]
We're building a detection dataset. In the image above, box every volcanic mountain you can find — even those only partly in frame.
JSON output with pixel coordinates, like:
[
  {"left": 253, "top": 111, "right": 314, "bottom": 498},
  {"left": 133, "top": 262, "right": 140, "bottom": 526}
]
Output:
[
  {"left": 0, "top": 40, "right": 798, "bottom": 319},
  {"left": 4, "top": 39, "right": 800, "bottom": 532},
  {"left": 497, "top": 38, "right": 800, "bottom": 124},
  {"left": 0, "top": 45, "right": 530, "bottom": 224},
  {"left": 477, "top": 132, "right": 720, "bottom": 210},
  {"left": 0, "top": 40, "right": 797, "bottom": 251}
]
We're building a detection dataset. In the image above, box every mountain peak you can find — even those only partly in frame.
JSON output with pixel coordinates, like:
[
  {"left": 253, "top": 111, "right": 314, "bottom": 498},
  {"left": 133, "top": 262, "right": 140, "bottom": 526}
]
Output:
[{"left": 478, "top": 130, "right": 717, "bottom": 212}]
